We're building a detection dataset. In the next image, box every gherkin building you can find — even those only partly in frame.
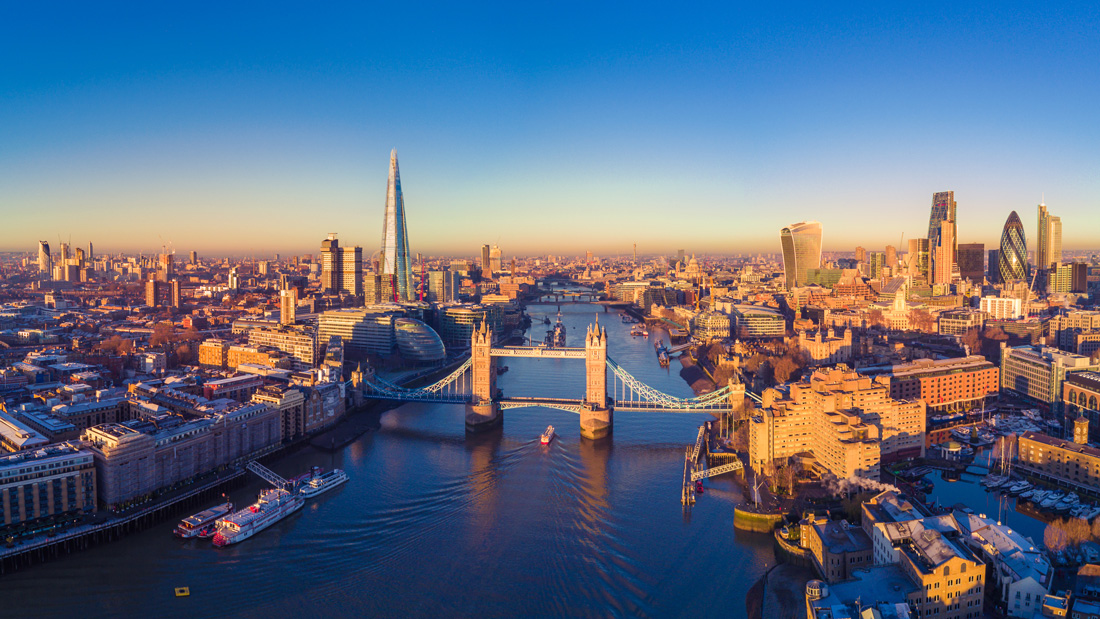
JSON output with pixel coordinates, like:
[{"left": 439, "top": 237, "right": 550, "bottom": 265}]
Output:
[{"left": 998, "top": 210, "right": 1029, "bottom": 283}]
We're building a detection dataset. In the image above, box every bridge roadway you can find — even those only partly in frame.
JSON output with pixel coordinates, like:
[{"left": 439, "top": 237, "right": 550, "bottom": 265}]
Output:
[
  {"left": 490, "top": 346, "right": 586, "bottom": 359},
  {"left": 498, "top": 396, "right": 734, "bottom": 414}
]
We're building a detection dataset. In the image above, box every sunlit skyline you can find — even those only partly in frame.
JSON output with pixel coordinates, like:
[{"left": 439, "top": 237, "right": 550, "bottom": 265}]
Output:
[{"left": 3, "top": 4, "right": 1098, "bottom": 257}]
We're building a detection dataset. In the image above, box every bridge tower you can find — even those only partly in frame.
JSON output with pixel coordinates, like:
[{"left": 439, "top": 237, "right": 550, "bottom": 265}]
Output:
[
  {"left": 466, "top": 320, "right": 501, "bottom": 431},
  {"left": 581, "top": 319, "right": 613, "bottom": 439}
]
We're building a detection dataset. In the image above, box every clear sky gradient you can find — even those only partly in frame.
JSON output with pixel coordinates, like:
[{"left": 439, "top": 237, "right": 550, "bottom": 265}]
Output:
[{"left": 2, "top": 2, "right": 1098, "bottom": 258}]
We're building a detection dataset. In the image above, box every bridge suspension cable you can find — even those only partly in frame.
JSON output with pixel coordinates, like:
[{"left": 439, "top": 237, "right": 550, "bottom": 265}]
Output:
[
  {"left": 605, "top": 357, "right": 733, "bottom": 410},
  {"left": 360, "top": 358, "right": 474, "bottom": 402}
]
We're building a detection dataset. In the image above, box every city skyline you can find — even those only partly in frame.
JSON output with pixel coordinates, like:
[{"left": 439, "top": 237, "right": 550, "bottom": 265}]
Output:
[{"left": 3, "top": 4, "right": 1099, "bottom": 255}]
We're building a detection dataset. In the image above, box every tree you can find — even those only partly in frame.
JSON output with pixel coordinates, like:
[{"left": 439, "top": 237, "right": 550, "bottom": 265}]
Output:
[
  {"left": 961, "top": 328, "right": 981, "bottom": 354},
  {"left": 1044, "top": 522, "right": 1068, "bottom": 552},
  {"left": 1065, "top": 518, "right": 1092, "bottom": 546},
  {"left": 867, "top": 309, "right": 885, "bottom": 328},
  {"left": 150, "top": 322, "right": 175, "bottom": 348},
  {"left": 774, "top": 357, "right": 798, "bottom": 384},
  {"left": 908, "top": 309, "right": 935, "bottom": 333}
]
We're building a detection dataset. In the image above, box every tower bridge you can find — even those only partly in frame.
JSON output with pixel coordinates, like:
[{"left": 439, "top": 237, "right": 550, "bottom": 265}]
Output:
[{"left": 356, "top": 319, "right": 744, "bottom": 439}]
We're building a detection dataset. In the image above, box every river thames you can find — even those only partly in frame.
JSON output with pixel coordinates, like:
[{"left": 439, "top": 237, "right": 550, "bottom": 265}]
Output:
[{"left": 2, "top": 303, "right": 772, "bottom": 618}]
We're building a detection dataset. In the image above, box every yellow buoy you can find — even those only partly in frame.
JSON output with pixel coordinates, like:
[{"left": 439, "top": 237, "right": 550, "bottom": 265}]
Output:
[{"left": 175, "top": 587, "right": 190, "bottom": 597}]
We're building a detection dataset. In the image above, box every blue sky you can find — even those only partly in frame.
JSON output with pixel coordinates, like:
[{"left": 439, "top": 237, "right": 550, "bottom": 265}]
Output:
[{"left": 2, "top": 2, "right": 1098, "bottom": 257}]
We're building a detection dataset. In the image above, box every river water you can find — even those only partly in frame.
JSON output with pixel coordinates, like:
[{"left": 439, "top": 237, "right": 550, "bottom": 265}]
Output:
[{"left": 2, "top": 303, "right": 771, "bottom": 618}]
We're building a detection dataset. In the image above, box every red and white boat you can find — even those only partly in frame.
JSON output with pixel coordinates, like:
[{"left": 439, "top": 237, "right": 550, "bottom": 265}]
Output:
[
  {"left": 541, "top": 425, "right": 555, "bottom": 445},
  {"left": 212, "top": 489, "right": 303, "bottom": 547},
  {"left": 174, "top": 501, "right": 233, "bottom": 539}
]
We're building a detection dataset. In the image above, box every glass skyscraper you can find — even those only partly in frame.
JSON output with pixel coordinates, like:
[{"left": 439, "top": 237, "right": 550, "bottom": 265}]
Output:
[
  {"left": 380, "top": 149, "right": 413, "bottom": 301},
  {"left": 927, "top": 191, "right": 957, "bottom": 280},
  {"left": 998, "top": 211, "right": 1029, "bottom": 283},
  {"left": 780, "top": 221, "right": 822, "bottom": 289}
]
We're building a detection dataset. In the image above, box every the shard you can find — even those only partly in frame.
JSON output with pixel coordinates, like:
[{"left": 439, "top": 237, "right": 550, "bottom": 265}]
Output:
[{"left": 380, "top": 149, "right": 413, "bottom": 301}]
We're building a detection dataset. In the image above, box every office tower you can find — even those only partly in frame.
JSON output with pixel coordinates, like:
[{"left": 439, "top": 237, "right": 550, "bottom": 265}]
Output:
[
  {"left": 779, "top": 221, "right": 822, "bottom": 289},
  {"left": 885, "top": 245, "right": 898, "bottom": 269},
  {"left": 364, "top": 273, "right": 382, "bottom": 304},
  {"left": 342, "top": 245, "right": 363, "bottom": 297},
  {"left": 932, "top": 220, "right": 955, "bottom": 285},
  {"left": 866, "top": 252, "right": 885, "bottom": 279},
  {"left": 427, "top": 270, "right": 452, "bottom": 302},
  {"left": 60, "top": 243, "right": 70, "bottom": 263},
  {"left": 907, "top": 238, "right": 930, "bottom": 281},
  {"left": 75, "top": 247, "right": 85, "bottom": 268},
  {"left": 481, "top": 244, "right": 491, "bottom": 274},
  {"left": 854, "top": 246, "right": 866, "bottom": 264},
  {"left": 957, "top": 243, "right": 985, "bottom": 283},
  {"left": 280, "top": 288, "right": 297, "bottom": 325},
  {"left": 586, "top": 250, "right": 592, "bottom": 265},
  {"left": 677, "top": 249, "right": 686, "bottom": 267},
  {"left": 189, "top": 250, "right": 197, "bottom": 265},
  {"left": 489, "top": 245, "right": 502, "bottom": 275},
  {"left": 998, "top": 211, "right": 1029, "bottom": 282},
  {"left": 927, "top": 191, "right": 957, "bottom": 280},
  {"left": 987, "top": 249, "right": 1001, "bottom": 284},
  {"left": 1038, "top": 201, "right": 1060, "bottom": 270},
  {"left": 88, "top": 242, "right": 93, "bottom": 263},
  {"left": 228, "top": 267, "right": 240, "bottom": 291},
  {"left": 320, "top": 234, "right": 341, "bottom": 293},
  {"left": 380, "top": 149, "right": 412, "bottom": 301},
  {"left": 38, "top": 241, "right": 51, "bottom": 275}
]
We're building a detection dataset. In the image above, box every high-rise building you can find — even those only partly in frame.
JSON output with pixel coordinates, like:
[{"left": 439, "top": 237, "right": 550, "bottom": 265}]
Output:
[
  {"left": 987, "top": 249, "right": 1001, "bottom": 284},
  {"left": 489, "top": 245, "right": 502, "bottom": 276},
  {"left": 379, "top": 149, "right": 412, "bottom": 301},
  {"left": 932, "top": 220, "right": 955, "bottom": 285},
  {"left": 779, "top": 221, "right": 822, "bottom": 289},
  {"left": 885, "top": 245, "right": 898, "bottom": 269},
  {"left": 320, "top": 234, "right": 341, "bottom": 293},
  {"left": 189, "top": 250, "right": 197, "bottom": 265},
  {"left": 957, "top": 242, "right": 985, "bottom": 283},
  {"left": 927, "top": 191, "right": 957, "bottom": 281},
  {"left": 677, "top": 249, "right": 686, "bottom": 267},
  {"left": 481, "top": 244, "right": 491, "bottom": 275},
  {"left": 427, "top": 270, "right": 452, "bottom": 302},
  {"left": 342, "top": 246, "right": 363, "bottom": 297},
  {"left": 907, "top": 238, "right": 930, "bottom": 281},
  {"left": 1037, "top": 201, "right": 1063, "bottom": 271},
  {"left": 157, "top": 253, "right": 173, "bottom": 282},
  {"left": 998, "top": 211, "right": 1029, "bottom": 283},
  {"left": 868, "top": 252, "right": 886, "bottom": 279},
  {"left": 145, "top": 279, "right": 180, "bottom": 308},
  {"left": 87, "top": 242, "right": 93, "bottom": 263},
  {"left": 37, "top": 240, "right": 51, "bottom": 275},
  {"left": 854, "top": 246, "right": 866, "bottom": 264},
  {"left": 280, "top": 288, "right": 297, "bottom": 325}
]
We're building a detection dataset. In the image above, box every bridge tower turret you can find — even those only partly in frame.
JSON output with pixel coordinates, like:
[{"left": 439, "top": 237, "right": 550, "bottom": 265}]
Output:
[
  {"left": 581, "top": 319, "right": 613, "bottom": 439},
  {"left": 466, "top": 320, "right": 501, "bottom": 431}
]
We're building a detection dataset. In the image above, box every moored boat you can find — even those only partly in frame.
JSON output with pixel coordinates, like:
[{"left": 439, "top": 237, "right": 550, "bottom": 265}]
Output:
[
  {"left": 212, "top": 489, "right": 303, "bottom": 547},
  {"left": 298, "top": 467, "right": 349, "bottom": 499},
  {"left": 174, "top": 501, "right": 233, "bottom": 539}
]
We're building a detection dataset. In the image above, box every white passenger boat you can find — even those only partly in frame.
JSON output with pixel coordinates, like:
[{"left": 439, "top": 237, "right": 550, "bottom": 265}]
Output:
[
  {"left": 298, "top": 467, "right": 349, "bottom": 499},
  {"left": 541, "top": 425, "right": 555, "bottom": 445},
  {"left": 212, "top": 489, "right": 303, "bottom": 547},
  {"left": 174, "top": 501, "right": 233, "bottom": 539}
]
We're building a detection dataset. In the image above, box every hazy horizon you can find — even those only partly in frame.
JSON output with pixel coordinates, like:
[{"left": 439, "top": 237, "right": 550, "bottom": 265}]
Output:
[{"left": 4, "top": 4, "right": 1098, "bottom": 257}]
